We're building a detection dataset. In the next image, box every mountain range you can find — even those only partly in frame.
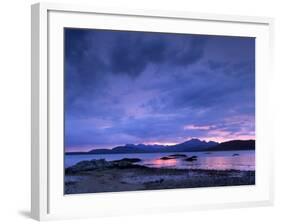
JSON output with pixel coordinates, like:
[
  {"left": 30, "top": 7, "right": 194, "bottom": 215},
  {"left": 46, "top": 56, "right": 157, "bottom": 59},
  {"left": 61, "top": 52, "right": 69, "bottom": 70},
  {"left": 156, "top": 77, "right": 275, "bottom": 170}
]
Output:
[{"left": 66, "top": 139, "right": 255, "bottom": 155}]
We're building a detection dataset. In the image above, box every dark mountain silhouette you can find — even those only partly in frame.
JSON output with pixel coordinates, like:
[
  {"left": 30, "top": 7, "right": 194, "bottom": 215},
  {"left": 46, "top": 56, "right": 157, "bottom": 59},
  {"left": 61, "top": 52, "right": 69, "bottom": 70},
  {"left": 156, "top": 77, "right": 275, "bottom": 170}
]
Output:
[
  {"left": 87, "top": 138, "right": 218, "bottom": 154},
  {"left": 66, "top": 139, "right": 255, "bottom": 155},
  {"left": 205, "top": 140, "right": 255, "bottom": 151},
  {"left": 168, "top": 138, "right": 218, "bottom": 151}
]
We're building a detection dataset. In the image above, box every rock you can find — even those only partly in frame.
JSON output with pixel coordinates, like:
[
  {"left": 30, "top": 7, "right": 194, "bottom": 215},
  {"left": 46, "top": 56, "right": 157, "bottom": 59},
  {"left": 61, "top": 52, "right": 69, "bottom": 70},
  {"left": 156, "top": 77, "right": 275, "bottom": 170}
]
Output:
[
  {"left": 112, "top": 158, "right": 141, "bottom": 168},
  {"left": 169, "top": 154, "right": 187, "bottom": 158},
  {"left": 160, "top": 156, "right": 174, "bottom": 160},
  {"left": 185, "top": 156, "right": 198, "bottom": 162},
  {"left": 65, "top": 158, "right": 142, "bottom": 174},
  {"left": 114, "top": 158, "right": 142, "bottom": 163},
  {"left": 160, "top": 154, "right": 187, "bottom": 160},
  {"left": 65, "top": 159, "right": 112, "bottom": 174},
  {"left": 91, "top": 158, "right": 112, "bottom": 168}
]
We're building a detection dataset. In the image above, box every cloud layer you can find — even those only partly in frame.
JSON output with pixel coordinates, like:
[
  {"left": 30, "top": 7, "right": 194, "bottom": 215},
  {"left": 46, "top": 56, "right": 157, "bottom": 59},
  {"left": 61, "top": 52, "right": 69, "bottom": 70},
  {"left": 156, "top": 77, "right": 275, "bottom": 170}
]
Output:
[{"left": 64, "top": 28, "right": 255, "bottom": 152}]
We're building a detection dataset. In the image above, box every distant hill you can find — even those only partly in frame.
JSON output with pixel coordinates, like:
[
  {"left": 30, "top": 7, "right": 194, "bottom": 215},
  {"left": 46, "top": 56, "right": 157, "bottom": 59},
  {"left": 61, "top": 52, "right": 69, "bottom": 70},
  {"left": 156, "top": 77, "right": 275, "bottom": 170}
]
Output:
[
  {"left": 205, "top": 140, "right": 255, "bottom": 151},
  {"left": 168, "top": 138, "right": 218, "bottom": 152},
  {"left": 65, "top": 139, "right": 255, "bottom": 155},
  {"left": 103, "top": 138, "right": 218, "bottom": 154}
]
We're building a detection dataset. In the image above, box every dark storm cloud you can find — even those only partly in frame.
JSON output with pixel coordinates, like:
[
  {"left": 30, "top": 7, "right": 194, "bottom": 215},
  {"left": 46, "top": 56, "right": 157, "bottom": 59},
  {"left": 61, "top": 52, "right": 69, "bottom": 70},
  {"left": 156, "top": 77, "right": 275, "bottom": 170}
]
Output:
[
  {"left": 147, "top": 59, "right": 253, "bottom": 111},
  {"left": 172, "top": 36, "right": 208, "bottom": 66},
  {"left": 207, "top": 60, "right": 229, "bottom": 70},
  {"left": 64, "top": 28, "right": 255, "bottom": 151},
  {"left": 109, "top": 35, "right": 167, "bottom": 76},
  {"left": 109, "top": 33, "right": 208, "bottom": 77}
]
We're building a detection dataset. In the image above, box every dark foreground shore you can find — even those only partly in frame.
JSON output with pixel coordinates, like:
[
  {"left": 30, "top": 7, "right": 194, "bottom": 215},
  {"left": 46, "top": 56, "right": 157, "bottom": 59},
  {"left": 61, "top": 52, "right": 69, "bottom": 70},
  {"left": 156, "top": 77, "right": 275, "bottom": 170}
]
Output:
[{"left": 65, "top": 158, "right": 255, "bottom": 194}]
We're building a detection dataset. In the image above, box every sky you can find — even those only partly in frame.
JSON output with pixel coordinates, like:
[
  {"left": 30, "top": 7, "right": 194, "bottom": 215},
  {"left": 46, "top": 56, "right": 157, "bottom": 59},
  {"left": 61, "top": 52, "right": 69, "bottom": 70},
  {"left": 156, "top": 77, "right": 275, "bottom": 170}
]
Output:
[{"left": 64, "top": 28, "right": 255, "bottom": 152}]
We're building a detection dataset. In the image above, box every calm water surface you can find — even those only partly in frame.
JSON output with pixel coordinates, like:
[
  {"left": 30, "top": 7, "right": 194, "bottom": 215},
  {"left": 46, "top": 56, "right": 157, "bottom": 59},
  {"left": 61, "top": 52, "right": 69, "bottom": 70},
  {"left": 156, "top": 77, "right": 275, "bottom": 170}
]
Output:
[{"left": 65, "top": 150, "right": 255, "bottom": 171}]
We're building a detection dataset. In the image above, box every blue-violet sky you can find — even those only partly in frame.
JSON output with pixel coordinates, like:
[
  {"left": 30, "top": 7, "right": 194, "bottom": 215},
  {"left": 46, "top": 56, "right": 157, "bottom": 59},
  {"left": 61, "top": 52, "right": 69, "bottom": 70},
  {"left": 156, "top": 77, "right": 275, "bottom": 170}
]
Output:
[{"left": 64, "top": 28, "right": 255, "bottom": 152}]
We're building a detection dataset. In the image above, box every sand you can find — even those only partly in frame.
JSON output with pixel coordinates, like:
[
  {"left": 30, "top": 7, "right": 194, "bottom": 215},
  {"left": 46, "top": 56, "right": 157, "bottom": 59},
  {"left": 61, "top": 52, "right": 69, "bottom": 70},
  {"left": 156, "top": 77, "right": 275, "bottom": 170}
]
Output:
[{"left": 65, "top": 166, "right": 255, "bottom": 194}]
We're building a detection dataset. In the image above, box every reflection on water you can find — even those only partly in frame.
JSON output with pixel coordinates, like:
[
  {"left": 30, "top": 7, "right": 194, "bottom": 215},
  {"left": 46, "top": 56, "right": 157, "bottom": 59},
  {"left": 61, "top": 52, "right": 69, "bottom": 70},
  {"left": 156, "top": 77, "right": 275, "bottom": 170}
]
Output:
[
  {"left": 140, "top": 151, "right": 255, "bottom": 171},
  {"left": 65, "top": 150, "right": 255, "bottom": 171},
  {"left": 153, "top": 158, "right": 177, "bottom": 167}
]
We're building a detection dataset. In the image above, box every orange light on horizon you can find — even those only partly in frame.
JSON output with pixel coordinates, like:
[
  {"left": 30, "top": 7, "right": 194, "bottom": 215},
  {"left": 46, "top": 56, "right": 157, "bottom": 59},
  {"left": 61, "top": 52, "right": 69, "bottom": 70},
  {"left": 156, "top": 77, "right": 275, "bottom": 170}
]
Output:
[
  {"left": 200, "top": 135, "right": 255, "bottom": 143},
  {"left": 142, "top": 141, "right": 178, "bottom": 146}
]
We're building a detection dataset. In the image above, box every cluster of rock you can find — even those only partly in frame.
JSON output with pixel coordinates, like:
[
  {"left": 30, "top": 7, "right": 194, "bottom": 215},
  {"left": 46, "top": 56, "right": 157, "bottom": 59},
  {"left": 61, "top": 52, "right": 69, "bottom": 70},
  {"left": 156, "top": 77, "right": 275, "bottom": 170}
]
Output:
[{"left": 65, "top": 158, "right": 142, "bottom": 174}]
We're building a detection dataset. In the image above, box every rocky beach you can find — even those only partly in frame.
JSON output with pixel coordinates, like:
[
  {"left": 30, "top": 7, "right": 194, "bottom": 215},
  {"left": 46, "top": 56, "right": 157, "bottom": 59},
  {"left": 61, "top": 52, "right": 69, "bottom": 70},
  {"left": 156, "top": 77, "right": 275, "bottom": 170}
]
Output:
[{"left": 65, "top": 156, "right": 255, "bottom": 194}]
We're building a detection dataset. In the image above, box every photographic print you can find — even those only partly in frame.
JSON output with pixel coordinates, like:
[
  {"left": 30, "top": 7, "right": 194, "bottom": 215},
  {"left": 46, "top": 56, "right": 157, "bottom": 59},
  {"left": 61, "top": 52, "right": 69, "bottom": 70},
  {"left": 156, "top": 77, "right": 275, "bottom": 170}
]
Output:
[{"left": 64, "top": 28, "right": 255, "bottom": 194}]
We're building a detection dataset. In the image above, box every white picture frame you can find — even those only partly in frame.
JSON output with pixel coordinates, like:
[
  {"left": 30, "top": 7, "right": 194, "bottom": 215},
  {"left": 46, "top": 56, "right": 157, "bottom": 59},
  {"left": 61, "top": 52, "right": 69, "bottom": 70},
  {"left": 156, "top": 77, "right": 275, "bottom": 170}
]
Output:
[{"left": 31, "top": 2, "right": 274, "bottom": 221}]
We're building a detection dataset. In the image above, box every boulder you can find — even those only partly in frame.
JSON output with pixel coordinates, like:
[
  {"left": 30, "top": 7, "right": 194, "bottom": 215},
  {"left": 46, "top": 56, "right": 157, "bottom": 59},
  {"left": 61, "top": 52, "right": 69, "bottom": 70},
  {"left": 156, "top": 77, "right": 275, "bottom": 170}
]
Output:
[
  {"left": 114, "top": 158, "right": 141, "bottom": 163},
  {"left": 232, "top": 153, "right": 239, "bottom": 156},
  {"left": 185, "top": 156, "right": 198, "bottom": 162},
  {"left": 169, "top": 154, "right": 187, "bottom": 158},
  {"left": 65, "top": 159, "right": 112, "bottom": 174},
  {"left": 160, "top": 156, "right": 174, "bottom": 160},
  {"left": 112, "top": 158, "right": 141, "bottom": 168},
  {"left": 160, "top": 154, "right": 187, "bottom": 160},
  {"left": 65, "top": 158, "right": 142, "bottom": 174}
]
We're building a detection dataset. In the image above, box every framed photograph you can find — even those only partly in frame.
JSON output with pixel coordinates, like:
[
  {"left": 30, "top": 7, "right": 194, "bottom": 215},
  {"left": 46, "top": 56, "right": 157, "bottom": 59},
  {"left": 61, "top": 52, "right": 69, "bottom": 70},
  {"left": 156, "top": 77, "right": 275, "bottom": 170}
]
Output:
[{"left": 31, "top": 2, "right": 274, "bottom": 221}]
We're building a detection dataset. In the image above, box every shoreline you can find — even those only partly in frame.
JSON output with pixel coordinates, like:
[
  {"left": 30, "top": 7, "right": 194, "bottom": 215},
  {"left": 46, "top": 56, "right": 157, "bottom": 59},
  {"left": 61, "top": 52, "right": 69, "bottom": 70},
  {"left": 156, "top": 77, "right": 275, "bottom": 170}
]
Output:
[{"left": 65, "top": 159, "right": 255, "bottom": 194}]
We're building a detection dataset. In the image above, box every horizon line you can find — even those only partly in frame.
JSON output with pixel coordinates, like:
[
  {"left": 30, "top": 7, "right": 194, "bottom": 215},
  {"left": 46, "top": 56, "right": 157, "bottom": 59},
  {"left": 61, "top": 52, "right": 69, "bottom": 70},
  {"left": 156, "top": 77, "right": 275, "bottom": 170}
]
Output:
[{"left": 65, "top": 138, "right": 256, "bottom": 153}]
